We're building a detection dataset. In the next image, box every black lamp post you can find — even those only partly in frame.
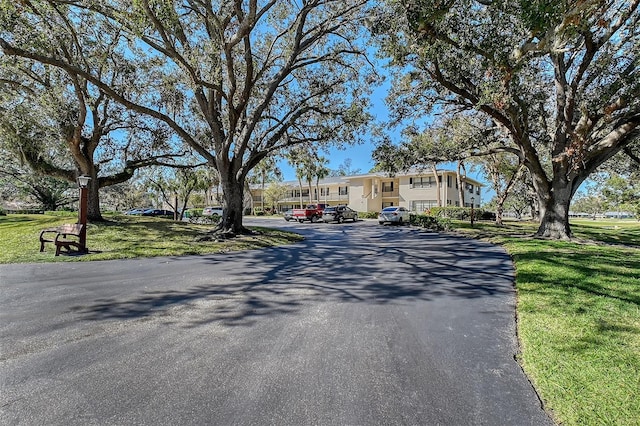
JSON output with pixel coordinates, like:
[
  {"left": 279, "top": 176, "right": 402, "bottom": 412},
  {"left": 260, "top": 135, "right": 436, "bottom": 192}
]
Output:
[
  {"left": 77, "top": 175, "right": 91, "bottom": 253},
  {"left": 470, "top": 196, "right": 475, "bottom": 227}
]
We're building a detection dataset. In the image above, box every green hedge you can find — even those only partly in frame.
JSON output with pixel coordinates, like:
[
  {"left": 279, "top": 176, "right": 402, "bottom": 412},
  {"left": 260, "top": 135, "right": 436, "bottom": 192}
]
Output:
[
  {"left": 358, "top": 211, "right": 379, "bottom": 219},
  {"left": 409, "top": 214, "right": 452, "bottom": 231},
  {"left": 185, "top": 209, "right": 203, "bottom": 218},
  {"left": 429, "top": 206, "right": 487, "bottom": 221}
]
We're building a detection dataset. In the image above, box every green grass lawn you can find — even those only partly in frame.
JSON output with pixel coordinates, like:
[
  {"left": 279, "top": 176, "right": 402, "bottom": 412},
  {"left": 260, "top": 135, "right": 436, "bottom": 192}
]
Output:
[
  {"left": 456, "top": 219, "right": 640, "bottom": 425},
  {"left": 0, "top": 213, "right": 303, "bottom": 263}
]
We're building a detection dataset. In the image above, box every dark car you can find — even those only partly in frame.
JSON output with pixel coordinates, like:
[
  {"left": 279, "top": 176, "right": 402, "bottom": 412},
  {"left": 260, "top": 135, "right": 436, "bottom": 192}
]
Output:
[
  {"left": 142, "top": 209, "right": 173, "bottom": 217},
  {"left": 480, "top": 211, "right": 497, "bottom": 221},
  {"left": 322, "top": 205, "right": 358, "bottom": 223},
  {"left": 124, "top": 208, "right": 145, "bottom": 215}
]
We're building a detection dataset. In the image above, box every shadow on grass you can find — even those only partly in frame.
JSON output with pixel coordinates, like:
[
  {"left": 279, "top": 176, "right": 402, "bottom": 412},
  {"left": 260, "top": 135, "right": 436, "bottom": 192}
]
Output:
[
  {"left": 513, "top": 242, "right": 640, "bottom": 307},
  {"left": 571, "top": 223, "right": 640, "bottom": 247}
]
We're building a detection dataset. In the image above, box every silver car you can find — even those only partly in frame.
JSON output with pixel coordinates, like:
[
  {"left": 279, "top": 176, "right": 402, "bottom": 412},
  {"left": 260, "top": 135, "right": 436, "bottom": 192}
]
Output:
[
  {"left": 203, "top": 206, "right": 224, "bottom": 216},
  {"left": 378, "top": 206, "right": 410, "bottom": 225}
]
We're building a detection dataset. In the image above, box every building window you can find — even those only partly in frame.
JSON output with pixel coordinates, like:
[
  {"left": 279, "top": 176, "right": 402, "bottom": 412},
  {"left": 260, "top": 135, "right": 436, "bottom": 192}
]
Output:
[
  {"left": 455, "top": 201, "right": 460, "bottom": 206},
  {"left": 411, "top": 200, "right": 438, "bottom": 212},
  {"left": 382, "top": 202, "right": 394, "bottom": 208},
  {"left": 476, "top": 187, "right": 480, "bottom": 195},
  {"left": 447, "top": 199, "right": 452, "bottom": 205},
  {"left": 382, "top": 182, "right": 394, "bottom": 192},
  {"left": 410, "top": 177, "right": 436, "bottom": 188},
  {"left": 338, "top": 186, "right": 348, "bottom": 195},
  {"left": 447, "top": 175, "right": 452, "bottom": 188},
  {"left": 320, "top": 187, "right": 330, "bottom": 196},
  {"left": 467, "top": 183, "right": 474, "bottom": 194}
]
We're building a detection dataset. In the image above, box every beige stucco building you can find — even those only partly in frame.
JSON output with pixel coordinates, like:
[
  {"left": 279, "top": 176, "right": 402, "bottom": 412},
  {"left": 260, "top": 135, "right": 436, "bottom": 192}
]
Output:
[{"left": 253, "top": 170, "right": 483, "bottom": 213}]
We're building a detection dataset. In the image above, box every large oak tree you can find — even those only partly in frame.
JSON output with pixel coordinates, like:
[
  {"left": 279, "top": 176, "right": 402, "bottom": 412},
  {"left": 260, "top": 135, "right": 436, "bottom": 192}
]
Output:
[
  {"left": 375, "top": 0, "right": 639, "bottom": 238},
  {"left": 1, "top": 0, "right": 374, "bottom": 233},
  {"left": 0, "top": 2, "right": 186, "bottom": 220}
]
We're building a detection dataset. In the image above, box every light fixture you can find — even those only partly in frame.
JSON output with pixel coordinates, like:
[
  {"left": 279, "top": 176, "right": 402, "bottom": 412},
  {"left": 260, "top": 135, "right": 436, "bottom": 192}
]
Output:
[
  {"left": 77, "top": 175, "right": 91, "bottom": 188},
  {"left": 471, "top": 196, "right": 475, "bottom": 207}
]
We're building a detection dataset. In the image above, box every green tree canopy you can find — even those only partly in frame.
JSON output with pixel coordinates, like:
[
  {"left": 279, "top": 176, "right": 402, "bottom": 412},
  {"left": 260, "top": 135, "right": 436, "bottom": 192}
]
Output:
[
  {"left": 1, "top": 0, "right": 375, "bottom": 234},
  {"left": 374, "top": 0, "right": 639, "bottom": 239}
]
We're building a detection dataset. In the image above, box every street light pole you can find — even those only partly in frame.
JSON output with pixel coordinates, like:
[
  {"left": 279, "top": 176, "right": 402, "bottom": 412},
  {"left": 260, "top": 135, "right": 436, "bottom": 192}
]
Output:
[
  {"left": 470, "top": 196, "right": 475, "bottom": 227},
  {"left": 77, "top": 175, "right": 91, "bottom": 253}
]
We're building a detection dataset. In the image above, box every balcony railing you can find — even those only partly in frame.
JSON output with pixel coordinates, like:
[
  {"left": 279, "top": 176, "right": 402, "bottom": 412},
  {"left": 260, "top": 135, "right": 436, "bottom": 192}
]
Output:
[{"left": 278, "top": 192, "right": 349, "bottom": 203}]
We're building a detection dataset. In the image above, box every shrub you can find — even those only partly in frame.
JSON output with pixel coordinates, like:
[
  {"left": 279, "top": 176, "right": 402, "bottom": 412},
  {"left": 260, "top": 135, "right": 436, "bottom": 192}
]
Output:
[
  {"left": 358, "top": 211, "right": 379, "bottom": 219},
  {"left": 410, "top": 214, "right": 452, "bottom": 231},
  {"left": 430, "top": 207, "right": 469, "bottom": 220},
  {"left": 430, "top": 206, "right": 488, "bottom": 221}
]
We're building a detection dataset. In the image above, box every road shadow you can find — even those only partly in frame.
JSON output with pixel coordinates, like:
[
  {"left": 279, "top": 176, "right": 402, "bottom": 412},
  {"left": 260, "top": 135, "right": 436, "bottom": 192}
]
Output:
[{"left": 70, "top": 223, "right": 515, "bottom": 327}]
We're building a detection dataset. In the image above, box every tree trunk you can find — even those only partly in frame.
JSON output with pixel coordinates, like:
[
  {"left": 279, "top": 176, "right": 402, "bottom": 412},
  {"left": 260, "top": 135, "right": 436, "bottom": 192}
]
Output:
[
  {"left": 297, "top": 178, "right": 304, "bottom": 208},
  {"left": 431, "top": 163, "right": 441, "bottom": 207},
  {"left": 456, "top": 161, "right": 465, "bottom": 207},
  {"left": 87, "top": 171, "right": 103, "bottom": 221},
  {"left": 535, "top": 182, "right": 573, "bottom": 239},
  {"left": 261, "top": 175, "right": 265, "bottom": 212},
  {"left": 495, "top": 195, "right": 505, "bottom": 226},
  {"left": 218, "top": 178, "right": 246, "bottom": 234}
]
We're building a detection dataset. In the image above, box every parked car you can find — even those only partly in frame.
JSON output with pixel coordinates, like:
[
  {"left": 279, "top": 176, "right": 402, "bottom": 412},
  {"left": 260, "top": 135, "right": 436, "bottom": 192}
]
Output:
[
  {"left": 203, "top": 206, "right": 224, "bottom": 216},
  {"left": 283, "top": 209, "right": 294, "bottom": 221},
  {"left": 378, "top": 206, "right": 410, "bottom": 225},
  {"left": 480, "top": 211, "right": 497, "bottom": 221},
  {"left": 124, "top": 208, "right": 145, "bottom": 215},
  {"left": 292, "top": 204, "right": 328, "bottom": 223},
  {"left": 142, "top": 209, "right": 173, "bottom": 217},
  {"left": 322, "top": 205, "right": 358, "bottom": 223}
]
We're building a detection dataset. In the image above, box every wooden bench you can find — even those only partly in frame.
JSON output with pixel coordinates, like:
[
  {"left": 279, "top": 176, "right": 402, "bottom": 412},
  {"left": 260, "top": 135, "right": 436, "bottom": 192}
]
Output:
[{"left": 39, "top": 224, "right": 85, "bottom": 256}]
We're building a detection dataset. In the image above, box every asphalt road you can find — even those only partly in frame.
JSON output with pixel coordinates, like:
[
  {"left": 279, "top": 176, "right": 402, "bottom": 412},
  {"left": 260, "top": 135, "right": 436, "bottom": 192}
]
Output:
[{"left": 0, "top": 218, "right": 553, "bottom": 425}]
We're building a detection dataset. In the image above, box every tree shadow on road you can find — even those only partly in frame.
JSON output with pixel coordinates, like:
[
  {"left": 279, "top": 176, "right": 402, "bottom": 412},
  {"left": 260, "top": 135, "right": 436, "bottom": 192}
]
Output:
[{"left": 70, "top": 225, "right": 515, "bottom": 328}]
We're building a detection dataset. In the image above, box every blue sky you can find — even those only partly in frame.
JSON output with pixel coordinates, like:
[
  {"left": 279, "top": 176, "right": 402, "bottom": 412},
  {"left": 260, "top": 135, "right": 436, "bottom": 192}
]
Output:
[{"left": 277, "top": 81, "right": 387, "bottom": 181}]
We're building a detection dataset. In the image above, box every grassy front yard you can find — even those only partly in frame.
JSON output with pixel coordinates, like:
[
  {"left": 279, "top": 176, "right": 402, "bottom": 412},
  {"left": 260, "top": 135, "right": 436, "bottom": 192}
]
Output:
[
  {"left": 455, "top": 219, "right": 640, "bottom": 425},
  {"left": 0, "top": 212, "right": 303, "bottom": 263}
]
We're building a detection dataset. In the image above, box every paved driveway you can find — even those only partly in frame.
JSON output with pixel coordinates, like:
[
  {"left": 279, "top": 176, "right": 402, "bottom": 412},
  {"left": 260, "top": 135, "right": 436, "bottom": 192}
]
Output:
[{"left": 0, "top": 218, "right": 552, "bottom": 425}]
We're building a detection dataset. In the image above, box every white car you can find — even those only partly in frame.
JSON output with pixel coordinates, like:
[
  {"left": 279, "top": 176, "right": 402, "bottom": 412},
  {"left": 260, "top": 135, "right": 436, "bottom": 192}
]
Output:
[
  {"left": 378, "top": 206, "right": 410, "bottom": 225},
  {"left": 203, "top": 206, "right": 224, "bottom": 216}
]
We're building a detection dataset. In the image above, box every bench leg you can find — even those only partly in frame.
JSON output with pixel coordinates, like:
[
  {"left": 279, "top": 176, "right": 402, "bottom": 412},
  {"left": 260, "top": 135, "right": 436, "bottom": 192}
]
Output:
[{"left": 55, "top": 243, "right": 66, "bottom": 256}]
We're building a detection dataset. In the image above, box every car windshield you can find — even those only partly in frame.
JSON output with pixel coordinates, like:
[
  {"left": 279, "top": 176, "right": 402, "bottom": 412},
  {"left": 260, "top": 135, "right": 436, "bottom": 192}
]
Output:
[
  {"left": 382, "top": 207, "right": 397, "bottom": 212},
  {"left": 324, "top": 207, "right": 336, "bottom": 212}
]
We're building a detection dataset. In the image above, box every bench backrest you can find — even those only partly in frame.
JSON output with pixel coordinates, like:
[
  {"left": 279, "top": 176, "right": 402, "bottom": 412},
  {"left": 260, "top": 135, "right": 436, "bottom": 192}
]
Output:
[{"left": 58, "top": 223, "right": 84, "bottom": 235}]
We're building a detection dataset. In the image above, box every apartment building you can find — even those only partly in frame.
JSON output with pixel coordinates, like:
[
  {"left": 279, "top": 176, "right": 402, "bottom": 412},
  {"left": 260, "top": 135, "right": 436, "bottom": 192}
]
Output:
[{"left": 252, "top": 170, "right": 483, "bottom": 213}]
